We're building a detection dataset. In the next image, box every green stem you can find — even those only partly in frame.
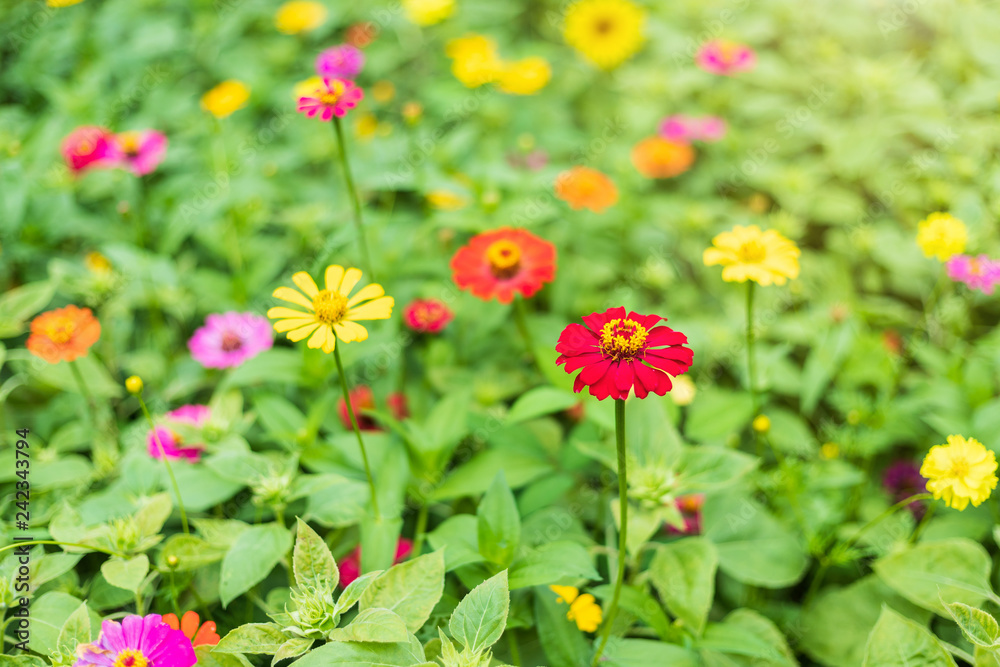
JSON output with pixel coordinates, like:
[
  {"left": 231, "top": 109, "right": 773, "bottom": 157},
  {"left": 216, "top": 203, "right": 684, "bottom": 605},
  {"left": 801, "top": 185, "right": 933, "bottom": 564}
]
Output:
[
  {"left": 332, "top": 117, "right": 374, "bottom": 279},
  {"left": 136, "top": 393, "right": 190, "bottom": 534},
  {"left": 274, "top": 504, "right": 286, "bottom": 528},
  {"left": 939, "top": 640, "right": 975, "bottom": 665},
  {"left": 909, "top": 501, "right": 936, "bottom": 544},
  {"left": 592, "top": 398, "right": 628, "bottom": 667},
  {"left": 411, "top": 502, "right": 429, "bottom": 558},
  {"left": 507, "top": 629, "right": 522, "bottom": 667},
  {"left": 69, "top": 359, "right": 99, "bottom": 427},
  {"left": 512, "top": 296, "right": 540, "bottom": 368},
  {"left": 746, "top": 282, "right": 761, "bottom": 456},
  {"left": 0, "top": 541, "right": 125, "bottom": 558},
  {"left": 333, "top": 344, "right": 382, "bottom": 521}
]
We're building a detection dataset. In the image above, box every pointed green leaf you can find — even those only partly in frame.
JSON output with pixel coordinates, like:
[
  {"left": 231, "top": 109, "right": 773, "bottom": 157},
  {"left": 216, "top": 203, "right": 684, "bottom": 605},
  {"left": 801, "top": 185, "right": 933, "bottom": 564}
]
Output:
[
  {"left": 271, "top": 637, "right": 313, "bottom": 665},
  {"left": 450, "top": 570, "right": 510, "bottom": 653},
  {"left": 360, "top": 549, "right": 445, "bottom": 633},
  {"left": 214, "top": 623, "right": 290, "bottom": 655},
  {"left": 863, "top": 607, "right": 956, "bottom": 666},
  {"left": 293, "top": 518, "right": 338, "bottom": 590},
  {"left": 57, "top": 601, "right": 92, "bottom": 653},
  {"left": 649, "top": 537, "right": 717, "bottom": 636},
  {"left": 328, "top": 607, "right": 409, "bottom": 643},
  {"left": 874, "top": 538, "right": 991, "bottom": 616},
  {"left": 292, "top": 634, "right": 426, "bottom": 666},
  {"left": 133, "top": 493, "right": 173, "bottom": 537},
  {"left": 336, "top": 570, "right": 382, "bottom": 613},
  {"left": 945, "top": 602, "right": 1000, "bottom": 649},
  {"left": 477, "top": 472, "right": 521, "bottom": 567},
  {"left": 219, "top": 524, "right": 292, "bottom": 607},
  {"left": 100, "top": 554, "right": 149, "bottom": 593}
]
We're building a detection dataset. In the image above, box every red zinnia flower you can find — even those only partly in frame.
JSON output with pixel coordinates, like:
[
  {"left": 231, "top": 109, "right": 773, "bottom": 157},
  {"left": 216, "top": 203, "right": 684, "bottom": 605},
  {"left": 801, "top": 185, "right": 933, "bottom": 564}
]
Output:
[
  {"left": 162, "top": 611, "right": 220, "bottom": 647},
  {"left": 556, "top": 307, "right": 693, "bottom": 400},
  {"left": 337, "top": 386, "right": 409, "bottom": 430},
  {"left": 450, "top": 227, "right": 556, "bottom": 304}
]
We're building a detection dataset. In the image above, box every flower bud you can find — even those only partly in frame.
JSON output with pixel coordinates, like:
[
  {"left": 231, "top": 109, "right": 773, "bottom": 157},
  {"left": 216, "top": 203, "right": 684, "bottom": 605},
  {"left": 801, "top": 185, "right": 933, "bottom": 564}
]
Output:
[{"left": 125, "top": 376, "right": 144, "bottom": 395}]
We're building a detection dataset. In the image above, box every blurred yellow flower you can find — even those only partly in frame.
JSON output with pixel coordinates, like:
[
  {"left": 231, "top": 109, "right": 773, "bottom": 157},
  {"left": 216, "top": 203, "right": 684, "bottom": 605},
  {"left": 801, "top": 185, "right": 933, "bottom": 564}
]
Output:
[
  {"left": 372, "top": 80, "right": 396, "bottom": 103},
  {"left": 201, "top": 80, "right": 250, "bottom": 119},
  {"left": 274, "top": 1, "right": 328, "bottom": 34},
  {"left": 669, "top": 375, "right": 696, "bottom": 406},
  {"left": 85, "top": 251, "right": 112, "bottom": 275},
  {"left": 752, "top": 414, "right": 770, "bottom": 433},
  {"left": 703, "top": 225, "right": 800, "bottom": 286},
  {"left": 267, "top": 266, "right": 394, "bottom": 353},
  {"left": 497, "top": 57, "right": 551, "bottom": 95},
  {"left": 564, "top": 0, "right": 645, "bottom": 70},
  {"left": 48, "top": 0, "right": 84, "bottom": 6},
  {"left": 427, "top": 190, "right": 468, "bottom": 211},
  {"left": 921, "top": 435, "right": 998, "bottom": 510},
  {"left": 402, "top": 101, "right": 423, "bottom": 124},
  {"left": 293, "top": 77, "right": 323, "bottom": 100},
  {"left": 549, "top": 585, "right": 602, "bottom": 633},
  {"left": 917, "top": 212, "right": 967, "bottom": 261},
  {"left": 355, "top": 113, "right": 379, "bottom": 140},
  {"left": 820, "top": 442, "right": 839, "bottom": 460},
  {"left": 403, "top": 0, "right": 455, "bottom": 25},
  {"left": 446, "top": 35, "right": 503, "bottom": 88},
  {"left": 125, "top": 376, "right": 143, "bottom": 395}
]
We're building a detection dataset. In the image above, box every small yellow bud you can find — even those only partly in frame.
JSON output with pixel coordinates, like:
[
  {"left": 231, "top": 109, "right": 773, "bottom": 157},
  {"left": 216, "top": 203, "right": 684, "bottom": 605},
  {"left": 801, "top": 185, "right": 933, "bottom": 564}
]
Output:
[
  {"left": 125, "top": 376, "right": 144, "bottom": 395},
  {"left": 165, "top": 554, "right": 179, "bottom": 568},
  {"left": 820, "top": 442, "right": 840, "bottom": 460},
  {"left": 752, "top": 414, "right": 771, "bottom": 434}
]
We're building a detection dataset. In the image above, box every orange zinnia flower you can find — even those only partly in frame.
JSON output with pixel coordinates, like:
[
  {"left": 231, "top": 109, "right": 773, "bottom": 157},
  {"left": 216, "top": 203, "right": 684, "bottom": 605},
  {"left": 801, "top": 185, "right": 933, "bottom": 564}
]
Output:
[
  {"left": 163, "top": 611, "right": 220, "bottom": 647},
  {"left": 554, "top": 166, "right": 618, "bottom": 213},
  {"left": 450, "top": 228, "right": 556, "bottom": 303},
  {"left": 26, "top": 305, "right": 101, "bottom": 364},
  {"left": 630, "top": 136, "right": 695, "bottom": 179}
]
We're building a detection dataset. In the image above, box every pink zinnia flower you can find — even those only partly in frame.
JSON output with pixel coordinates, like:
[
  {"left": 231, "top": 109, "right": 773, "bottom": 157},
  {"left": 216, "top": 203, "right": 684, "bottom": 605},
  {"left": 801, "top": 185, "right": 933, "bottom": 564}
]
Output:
[
  {"left": 338, "top": 538, "right": 413, "bottom": 587},
  {"left": 658, "top": 115, "right": 727, "bottom": 143},
  {"left": 147, "top": 405, "right": 211, "bottom": 462},
  {"left": 74, "top": 614, "right": 196, "bottom": 667},
  {"left": 387, "top": 392, "right": 410, "bottom": 420},
  {"left": 113, "top": 130, "right": 168, "bottom": 176},
  {"left": 316, "top": 44, "right": 365, "bottom": 79},
  {"left": 188, "top": 311, "right": 273, "bottom": 369},
  {"left": 61, "top": 126, "right": 119, "bottom": 174},
  {"left": 403, "top": 298, "right": 454, "bottom": 334},
  {"left": 946, "top": 254, "right": 1000, "bottom": 295},
  {"left": 696, "top": 39, "right": 756, "bottom": 76},
  {"left": 666, "top": 494, "right": 704, "bottom": 535},
  {"left": 297, "top": 78, "right": 364, "bottom": 121}
]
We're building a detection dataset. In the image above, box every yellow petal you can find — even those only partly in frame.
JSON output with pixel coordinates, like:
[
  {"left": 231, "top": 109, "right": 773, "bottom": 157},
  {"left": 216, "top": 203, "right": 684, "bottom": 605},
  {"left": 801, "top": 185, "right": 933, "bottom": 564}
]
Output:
[
  {"left": 292, "top": 271, "right": 320, "bottom": 298},
  {"left": 273, "top": 317, "right": 318, "bottom": 332},
  {"left": 267, "top": 306, "right": 312, "bottom": 320},
  {"left": 322, "top": 332, "right": 337, "bottom": 353},
  {"left": 286, "top": 323, "right": 320, "bottom": 341},
  {"left": 334, "top": 321, "right": 369, "bottom": 342},
  {"left": 306, "top": 324, "right": 331, "bottom": 350},
  {"left": 549, "top": 585, "right": 579, "bottom": 605},
  {"left": 347, "top": 283, "right": 385, "bottom": 307},
  {"left": 324, "top": 265, "right": 345, "bottom": 292},
  {"left": 346, "top": 296, "right": 394, "bottom": 321},
  {"left": 272, "top": 286, "right": 314, "bottom": 310},
  {"left": 339, "top": 268, "right": 363, "bottom": 297}
]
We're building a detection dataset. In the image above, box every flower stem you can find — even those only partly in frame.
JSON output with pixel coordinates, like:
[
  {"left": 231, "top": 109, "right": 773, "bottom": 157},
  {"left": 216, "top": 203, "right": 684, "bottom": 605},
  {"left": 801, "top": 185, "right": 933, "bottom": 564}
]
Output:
[
  {"left": 592, "top": 398, "right": 628, "bottom": 667},
  {"left": 333, "top": 344, "right": 382, "bottom": 521},
  {"left": 512, "top": 296, "right": 540, "bottom": 368},
  {"left": 507, "top": 629, "right": 523, "bottom": 667},
  {"left": 0, "top": 540, "right": 125, "bottom": 558},
  {"left": 332, "top": 117, "right": 374, "bottom": 279},
  {"left": 411, "top": 502, "right": 429, "bottom": 559},
  {"left": 136, "top": 393, "right": 190, "bottom": 534},
  {"left": 69, "top": 359, "right": 100, "bottom": 427},
  {"left": 746, "top": 281, "right": 758, "bottom": 416},
  {"left": 909, "top": 501, "right": 936, "bottom": 544}
]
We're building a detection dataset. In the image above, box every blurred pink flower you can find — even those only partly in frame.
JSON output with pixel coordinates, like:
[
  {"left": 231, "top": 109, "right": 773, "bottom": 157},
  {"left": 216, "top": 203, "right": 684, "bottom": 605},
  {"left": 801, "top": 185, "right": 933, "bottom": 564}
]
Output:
[
  {"left": 316, "top": 44, "right": 365, "bottom": 79},
  {"left": 666, "top": 494, "right": 703, "bottom": 535},
  {"left": 946, "top": 254, "right": 1000, "bottom": 295},
  {"left": 403, "top": 298, "right": 454, "bottom": 334},
  {"left": 696, "top": 39, "right": 756, "bottom": 76},
  {"left": 147, "top": 405, "right": 210, "bottom": 462},
  {"left": 61, "top": 126, "right": 118, "bottom": 174},
  {"left": 188, "top": 311, "right": 273, "bottom": 369},
  {"left": 338, "top": 538, "right": 413, "bottom": 587},
  {"left": 883, "top": 460, "right": 927, "bottom": 519},
  {"left": 658, "top": 115, "right": 727, "bottom": 143},
  {"left": 114, "top": 130, "right": 168, "bottom": 175},
  {"left": 297, "top": 78, "right": 364, "bottom": 121}
]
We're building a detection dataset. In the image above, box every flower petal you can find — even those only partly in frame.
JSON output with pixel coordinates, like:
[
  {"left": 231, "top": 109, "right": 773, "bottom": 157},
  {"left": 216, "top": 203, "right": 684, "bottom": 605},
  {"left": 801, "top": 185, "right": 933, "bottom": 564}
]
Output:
[
  {"left": 347, "top": 283, "right": 385, "bottom": 307},
  {"left": 267, "top": 306, "right": 311, "bottom": 320},
  {"left": 273, "top": 286, "right": 314, "bottom": 310},
  {"left": 334, "top": 320, "right": 369, "bottom": 342},
  {"left": 346, "top": 296, "right": 394, "bottom": 321},
  {"left": 324, "top": 265, "right": 345, "bottom": 292},
  {"left": 307, "top": 325, "right": 331, "bottom": 350},
  {"left": 339, "top": 267, "right": 363, "bottom": 296},
  {"left": 273, "top": 317, "right": 317, "bottom": 333},
  {"left": 286, "top": 323, "right": 320, "bottom": 342},
  {"left": 292, "top": 271, "right": 320, "bottom": 298}
]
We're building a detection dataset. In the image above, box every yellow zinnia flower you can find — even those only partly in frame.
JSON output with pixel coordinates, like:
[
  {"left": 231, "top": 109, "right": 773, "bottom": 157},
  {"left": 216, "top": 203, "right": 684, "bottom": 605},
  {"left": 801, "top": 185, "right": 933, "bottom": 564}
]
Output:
[
  {"left": 274, "top": 1, "right": 328, "bottom": 34},
  {"left": 497, "top": 57, "right": 552, "bottom": 95},
  {"left": 564, "top": 0, "right": 645, "bottom": 70},
  {"left": 267, "top": 266, "right": 394, "bottom": 353},
  {"left": 920, "top": 435, "right": 998, "bottom": 510},
  {"left": 201, "top": 80, "right": 250, "bottom": 119},
  {"left": 550, "top": 585, "right": 602, "bottom": 633},
  {"left": 446, "top": 35, "right": 503, "bottom": 88},
  {"left": 703, "top": 225, "right": 801, "bottom": 286},
  {"left": 48, "top": 0, "right": 84, "bottom": 6},
  {"left": 403, "top": 0, "right": 455, "bottom": 26},
  {"left": 85, "top": 251, "right": 112, "bottom": 275},
  {"left": 917, "top": 212, "right": 967, "bottom": 261},
  {"left": 427, "top": 190, "right": 468, "bottom": 210}
]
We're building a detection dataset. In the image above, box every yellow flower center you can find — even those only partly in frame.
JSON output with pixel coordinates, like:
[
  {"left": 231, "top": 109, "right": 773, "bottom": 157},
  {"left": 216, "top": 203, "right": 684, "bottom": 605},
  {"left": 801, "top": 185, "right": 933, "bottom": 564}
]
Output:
[
  {"left": 113, "top": 649, "right": 148, "bottom": 667},
  {"left": 969, "top": 258, "right": 983, "bottom": 276},
  {"left": 738, "top": 240, "right": 767, "bottom": 263},
  {"left": 312, "top": 289, "right": 348, "bottom": 324},
  {"left": 118, "top": 131, "right": 141, "bottom": 156},
  {"left": 44, "top": 317, "right": 76, "bottom": 345},
  {"left": 600, "top": 318, "right": 648, "bottom": 361},
  {"left": 947, "top": 456, "right": 971, "bottom": 479},
  {"left": 486, "top": 240, "right": 522, "bottom": 278},
  {"left": 320, "top": 80, "right": 346, "bottom": 106},
  {"left": 593, "top": 16, "right": 615, "bottom": 36},
  {"left": 77, "top": 140, "right": 94, "bottom": 155}
]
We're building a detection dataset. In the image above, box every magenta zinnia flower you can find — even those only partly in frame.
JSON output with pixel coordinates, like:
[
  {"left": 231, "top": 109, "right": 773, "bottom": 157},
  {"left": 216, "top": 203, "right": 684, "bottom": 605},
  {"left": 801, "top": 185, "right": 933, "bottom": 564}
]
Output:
[
  {"left": 62, "top": 126, "right": 119, "bottom": 174},
  {"left": 188, "top": 311, "right": 273, "bottom": 369},
  {"left": 338, "top": 538, "right": 413, "bottom": 587},
  {"left": 297, "top": 78, "right": 364, "bottom": 121},
  {"left": 883, "top": 460, "right": 928, "bottom": 519},
  {"left": 658, "top": 115, "right": 726, "bottom": 143},
  {"left": 74, "top": 614, "right": 196, "bottom": 667},
  {"left": 316, "top": 44, "right": 365, "bottom": 79},
  {"left": 403, "top": 298, "right": 454, "bottom": 334},
  {"left": 113, "top": 130, "right": 168, "bottom": 176},
  {"left": 556, "top": 307, "right": 693, "bottom": 400},
  {"left": 147, "top": 405, "right": 210, "bottom": 462},
  {"left": 696, "top": 39, "right": 756, "bottom": 76},
  {"left": 946, "top": 254, "right": 1000, "bottom": 295}
]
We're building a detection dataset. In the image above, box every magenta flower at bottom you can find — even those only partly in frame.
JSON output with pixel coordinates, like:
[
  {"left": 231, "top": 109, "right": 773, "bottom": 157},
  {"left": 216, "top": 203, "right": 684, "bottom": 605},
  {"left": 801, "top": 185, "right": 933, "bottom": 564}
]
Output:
[
  {"left": 74, "top": 614, "right": 196, "bottom": 667},
  {"left": 946, "top": 254, "right": 1000, "bottom": 295},
  {"left": 113, "top": 130, "right": 168, "bottom": 175},
  {"left": 297, "top": 78, "right": 364, "bottom": 121},
  {"left": 147, "top": 405, "right": 211, "bottom": 462},
  {"left": 659, "top": 115, "right": 727, "bottom": 143},
  {"left": 188, "top": 311, "right": 273, "bottom": 369},
  {"left": 696, "top": 39, "right": 756, "bottom": 75}
]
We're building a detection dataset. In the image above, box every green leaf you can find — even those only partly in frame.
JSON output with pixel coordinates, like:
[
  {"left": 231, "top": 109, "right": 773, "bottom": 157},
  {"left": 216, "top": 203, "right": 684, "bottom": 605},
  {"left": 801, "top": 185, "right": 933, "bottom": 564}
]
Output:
[
  {"left": 702, "top": 492, "right": 808, "bottom": 588},
  {"left": 336, "top": 570, "right": 382, "bottom": 613},
  {"left": 215, "top": 623, "right": 291, "bottom": 655},
  {"left": 590, "top": 585, "right": 678, "bottom": 643},
  {"left": 27, "top": 592, "right": 99, "bottom": 656},
  {"left": 862, "top": 607, "right": 957, "bottom": 666},
  {"left": 0, "top": 657, "right": 48, "bottom": 667},
  {"left": 328, "top": 607, "right": 409, "bottom": 643},
  {"left": 449, "top": 569, "right": 510, "bottom": 653},
  {"left": 133, "top": 493, "right": 173, "bottom": 537},
  {"left": 100, "top": 554, "right": 150, "bottom": 593},
  {"left": 194, "top": 645, "right": 253, "bottom": 667},
  {"left": 0, "top": 281, "right": 54, "bottom": 337},
  {"left": 428, "top": 515, "right": 484, "bottom": 570},
  {"left": 477, "top": 471, "right": 521, "bottom": 567},
  {"left": 255, "top": 394, "right": 307, "bottom": 441},
  {"left": 31, "top": 354, "right": 123, "bottom": 398},
  {"left": 945, "top": 602, "right": 1000, "bottom": 649},
  {"left": 360, "top": 549, "right": 445, "bottom": 633},
  {"left": 293, "top": 518, "right": 338, "bottom": 590},
  {"left": 509, "top": 541, "right": 599, "bottom": 589},
  {"left": 433, "top": 449, "right": 553, "bottom": 500},
  {"left": 292, "top": 634, "right": 426, "bottom": 666},
  {"left": 698, "top": 609, "right": 797, "bottom": 666},
  {"left": 219, "top": 524, "right": 292, "bottom": 607},
  {"left": 674, "top": 447, "right": 757, "bottom": 494},
  {"left": 56, "top": 601, "right": 92, "bottom": 653},
  {"left": 507, "top": 386, "right": 580, "bottom": 424},
  {"left": 534, "top": 586, "right": 591, "bottom": 667},
  {"left": 685, "top": 390, "right": 754, "bottom": 443},
  {"left": 873, "top": 538, "right": 991, "bottom": 616},
  {"left": 801, "top": 323, "right": 855, "bottom": 415},
  {"left": 272, "top": 637, "right": 314, "bottom": 664},
  {"left": 158, "top": 534, "right": 226, "bottom": 572},
  {"left": 649, "top": 537, "right": 718, "bottom": 635},
  {"left": 603, "top": 639, "right": 700, "bottom": 666}
]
